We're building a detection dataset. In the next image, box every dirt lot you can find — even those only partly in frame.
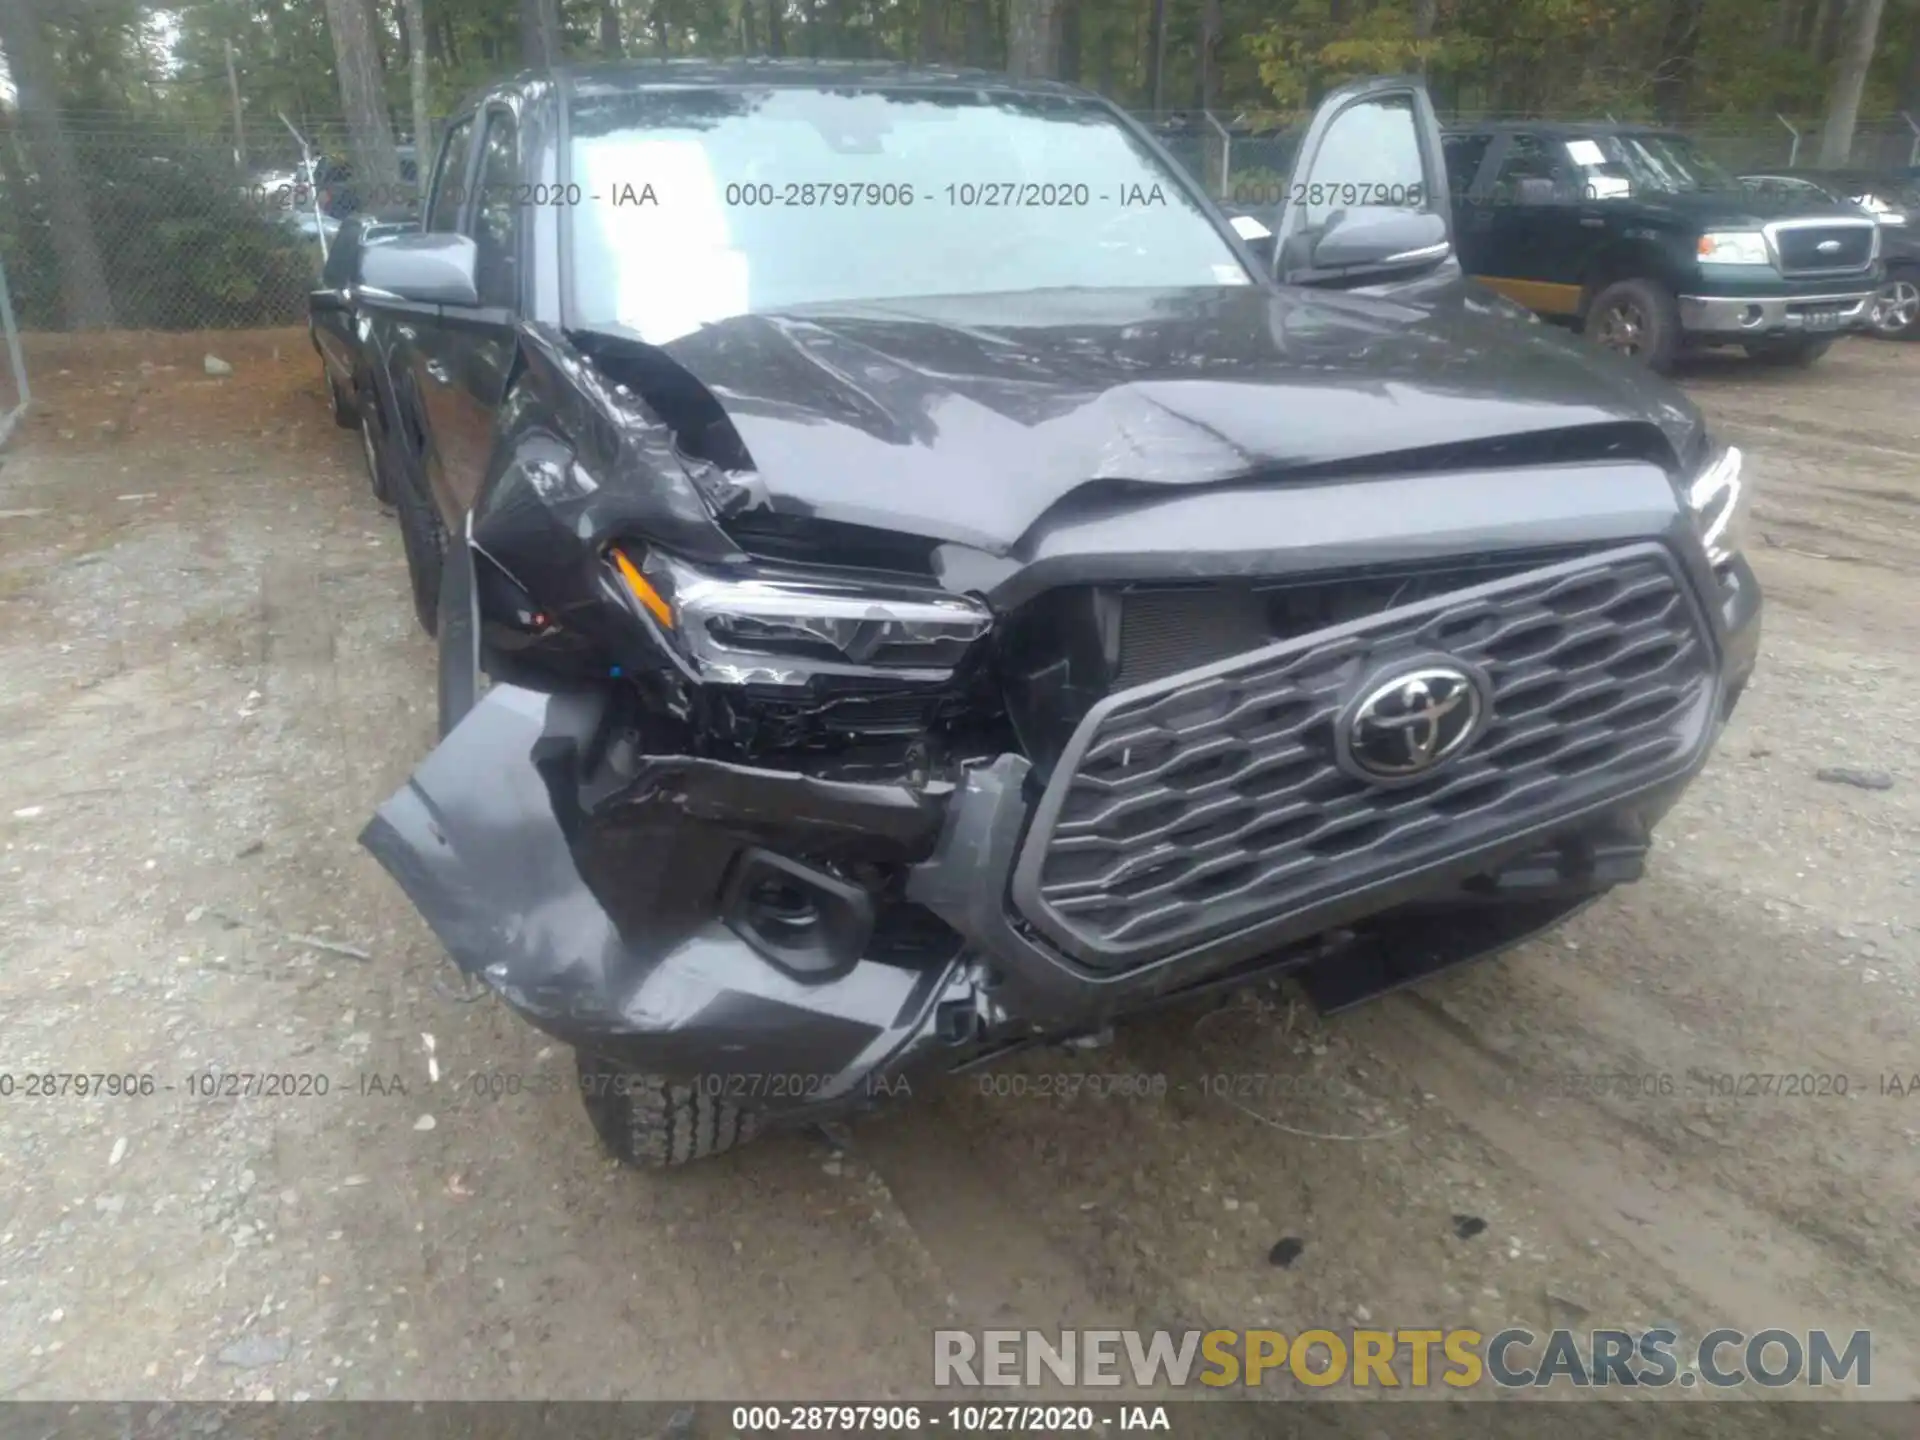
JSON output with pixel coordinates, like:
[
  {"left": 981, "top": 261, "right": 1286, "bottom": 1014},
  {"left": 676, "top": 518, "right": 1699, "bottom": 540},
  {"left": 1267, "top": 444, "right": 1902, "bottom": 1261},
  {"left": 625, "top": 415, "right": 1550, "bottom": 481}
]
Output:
[{"left": 0, "top": 326, "right": 1916, "bottom": 1420}]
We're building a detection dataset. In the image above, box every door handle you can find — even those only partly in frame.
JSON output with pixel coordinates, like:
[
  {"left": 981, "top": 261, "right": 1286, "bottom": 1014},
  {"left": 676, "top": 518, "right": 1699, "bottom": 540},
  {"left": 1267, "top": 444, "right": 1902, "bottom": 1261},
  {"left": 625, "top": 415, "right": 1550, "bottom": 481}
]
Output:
[{"left": 1579, "top": 212, "right": 1606, "bottom": 228}]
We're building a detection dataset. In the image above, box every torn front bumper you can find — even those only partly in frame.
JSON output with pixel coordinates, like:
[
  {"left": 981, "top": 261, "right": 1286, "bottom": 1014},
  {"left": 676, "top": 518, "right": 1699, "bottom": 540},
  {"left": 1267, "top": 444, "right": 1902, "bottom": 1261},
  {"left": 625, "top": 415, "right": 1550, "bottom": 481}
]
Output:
[{"left": 362, "top": 541, "right": 1762, "bottom": 1126}]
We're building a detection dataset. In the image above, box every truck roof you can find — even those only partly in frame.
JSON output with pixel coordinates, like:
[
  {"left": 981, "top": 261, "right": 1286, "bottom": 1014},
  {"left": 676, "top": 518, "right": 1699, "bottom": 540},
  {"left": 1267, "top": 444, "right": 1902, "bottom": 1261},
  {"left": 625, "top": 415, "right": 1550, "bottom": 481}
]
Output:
[{"left": 513, "top": 58, "right": 1095, "bottom": 100}]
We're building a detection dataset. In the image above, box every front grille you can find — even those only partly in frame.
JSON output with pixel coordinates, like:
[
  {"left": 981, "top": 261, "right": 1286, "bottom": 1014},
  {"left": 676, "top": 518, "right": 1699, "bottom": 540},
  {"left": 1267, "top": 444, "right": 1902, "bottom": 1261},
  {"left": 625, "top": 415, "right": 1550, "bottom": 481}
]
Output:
[
  {"left": 1772, "top": 222, "right": 1875, "bottom": 277},
  {"left": 1114, "top": 550, "right": 1600, "bottom": 689},
  {"left": 1010, "top": 544, "right": 1717, "bottom": 971}
]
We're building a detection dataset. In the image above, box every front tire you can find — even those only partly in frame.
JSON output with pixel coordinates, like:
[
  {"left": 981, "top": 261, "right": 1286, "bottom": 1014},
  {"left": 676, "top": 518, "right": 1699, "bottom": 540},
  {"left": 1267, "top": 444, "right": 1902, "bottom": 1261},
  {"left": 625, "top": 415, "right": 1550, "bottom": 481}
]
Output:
[
  {"left": 326, "top": 370, "right": 357, "bottom": 429},
  {"left": 1743, "top": 335, "right": 1835, "bottom": 367},
  {"left": 1583, "top": 278, "right": 1680, "bottom": 373},
  {"left": 1867, "top": 271, "right": 1920, "bottom": 339},
  {"left": 575, "top": 1051, "right": 761, "bottom": 1168},
  {"left": 358, "top": 407, "right": 393, "bottom": 505}
]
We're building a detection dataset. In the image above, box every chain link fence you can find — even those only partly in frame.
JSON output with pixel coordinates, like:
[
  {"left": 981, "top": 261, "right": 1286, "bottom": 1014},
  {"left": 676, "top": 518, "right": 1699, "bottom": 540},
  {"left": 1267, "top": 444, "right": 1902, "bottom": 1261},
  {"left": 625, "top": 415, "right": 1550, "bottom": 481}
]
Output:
[
  {"left": 0, "top": 114, "right": 432, "bottom": 337},
  {"left": 2, "top": 102, "right": 1918, "bottom": 337}
]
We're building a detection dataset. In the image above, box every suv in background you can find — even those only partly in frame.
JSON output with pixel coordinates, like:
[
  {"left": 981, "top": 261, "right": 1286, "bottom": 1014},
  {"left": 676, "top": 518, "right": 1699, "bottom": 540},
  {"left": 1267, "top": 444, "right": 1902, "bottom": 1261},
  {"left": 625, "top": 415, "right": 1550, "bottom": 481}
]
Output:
[
  {"left": 1442, "top": 121, "right": 1881, "bottom": 370},
  {"left": 1738, "top": 167, "right": 1920, "bottom": 339}
]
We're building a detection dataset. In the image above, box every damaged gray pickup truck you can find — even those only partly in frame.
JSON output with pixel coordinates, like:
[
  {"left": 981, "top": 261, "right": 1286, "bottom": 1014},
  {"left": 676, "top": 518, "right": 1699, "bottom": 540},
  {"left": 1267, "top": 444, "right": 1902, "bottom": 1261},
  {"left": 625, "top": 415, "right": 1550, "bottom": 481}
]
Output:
[{"left": 351, "top": 62, "right": 1762, "bottom": 1166}]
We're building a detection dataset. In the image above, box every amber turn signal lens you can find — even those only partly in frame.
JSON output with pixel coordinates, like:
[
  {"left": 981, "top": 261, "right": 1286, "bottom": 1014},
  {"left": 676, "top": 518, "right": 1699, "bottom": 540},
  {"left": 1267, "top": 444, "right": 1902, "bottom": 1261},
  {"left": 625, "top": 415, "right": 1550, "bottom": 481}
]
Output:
[{"left": 610, "top": 547, "right": 674, "bottom": 628}]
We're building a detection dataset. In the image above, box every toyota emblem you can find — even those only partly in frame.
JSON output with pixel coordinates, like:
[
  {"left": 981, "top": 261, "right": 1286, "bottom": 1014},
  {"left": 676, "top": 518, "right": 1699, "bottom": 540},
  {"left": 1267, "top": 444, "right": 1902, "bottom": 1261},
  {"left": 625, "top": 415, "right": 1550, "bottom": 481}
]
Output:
[{"left": 1336, "top": 660, "right": 1493, "bottom": 783}]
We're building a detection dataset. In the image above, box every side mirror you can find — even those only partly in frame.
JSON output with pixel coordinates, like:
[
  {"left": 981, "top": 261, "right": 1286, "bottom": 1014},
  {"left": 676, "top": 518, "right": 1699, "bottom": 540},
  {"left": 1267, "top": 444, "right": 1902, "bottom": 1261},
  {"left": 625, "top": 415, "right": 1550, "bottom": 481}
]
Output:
[
  {"left": 1297, "top": 206, "right": 1450, "bottom": 282},
  {"left": 361, "top": 232, "right": 479, "bottom": 306}
]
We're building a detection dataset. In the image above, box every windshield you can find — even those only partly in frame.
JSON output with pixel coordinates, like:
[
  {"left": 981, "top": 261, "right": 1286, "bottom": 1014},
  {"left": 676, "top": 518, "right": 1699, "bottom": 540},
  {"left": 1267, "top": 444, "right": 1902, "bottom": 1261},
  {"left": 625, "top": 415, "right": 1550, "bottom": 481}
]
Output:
[
  {"left": 565, "top": 87, "right": 1252, "bottom": 343},
  {"left": 1564, "top": 133, "right": 1740, "bottom": 195}
]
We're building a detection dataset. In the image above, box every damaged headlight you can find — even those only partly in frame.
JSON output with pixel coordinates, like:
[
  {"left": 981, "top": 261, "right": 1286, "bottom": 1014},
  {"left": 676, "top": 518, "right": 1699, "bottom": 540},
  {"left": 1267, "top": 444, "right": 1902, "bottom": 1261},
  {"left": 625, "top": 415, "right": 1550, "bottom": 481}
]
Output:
[
  {"left": 1687, "top": 444, "right": 1746, "bottom": 568},
  {"left": 609, "top": 546, "right": 993, "bottom": 686}
]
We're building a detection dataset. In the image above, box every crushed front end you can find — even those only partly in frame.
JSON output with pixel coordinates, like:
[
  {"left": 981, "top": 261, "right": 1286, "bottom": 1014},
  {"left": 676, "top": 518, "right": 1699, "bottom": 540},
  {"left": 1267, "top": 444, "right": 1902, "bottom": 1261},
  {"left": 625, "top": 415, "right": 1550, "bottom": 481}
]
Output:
[{"left": 362, "top": 417, "right": 1762, "bottom": 1135}]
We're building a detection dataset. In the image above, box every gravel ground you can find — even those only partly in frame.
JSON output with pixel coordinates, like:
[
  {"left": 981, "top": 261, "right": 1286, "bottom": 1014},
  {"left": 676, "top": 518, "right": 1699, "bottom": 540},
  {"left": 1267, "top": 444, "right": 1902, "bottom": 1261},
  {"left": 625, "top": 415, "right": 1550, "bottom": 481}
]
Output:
[{"left": 0, "top": 328, "right": 1916, "bottom": 1420}]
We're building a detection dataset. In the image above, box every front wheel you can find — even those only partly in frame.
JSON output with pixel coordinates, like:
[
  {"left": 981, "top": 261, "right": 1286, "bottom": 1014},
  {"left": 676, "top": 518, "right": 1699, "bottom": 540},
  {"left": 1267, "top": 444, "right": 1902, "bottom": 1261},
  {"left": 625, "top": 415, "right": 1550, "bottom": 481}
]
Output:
[
  {"left": 326, "top": 369, "right": 357, "bottom": 429},
  {"left": 1743, "top": 335, "right": 1835, "bottom": 367},
  {"left": 1867, "top": 273, "right": 1920, "bottom": 339},
  {"left": 358, "top": 407, "right": 393, "bottom": 505},
  {"left": 575, "top": 1051, "right": 761, "bottom": 1168},
  {"left": 1582, "top": 278, "right": 1680, "bottom": 373}
]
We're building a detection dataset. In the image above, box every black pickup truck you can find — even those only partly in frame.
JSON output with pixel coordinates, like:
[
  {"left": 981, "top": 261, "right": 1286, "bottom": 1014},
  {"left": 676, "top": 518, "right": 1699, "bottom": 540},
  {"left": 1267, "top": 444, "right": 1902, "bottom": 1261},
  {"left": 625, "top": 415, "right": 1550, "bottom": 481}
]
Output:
[
  {"left": 347, "top": 65, "right": 1759, "bottom": 1168},
  {"left": 1442, "top": 122, "right": 1882, "bottom": 370}
]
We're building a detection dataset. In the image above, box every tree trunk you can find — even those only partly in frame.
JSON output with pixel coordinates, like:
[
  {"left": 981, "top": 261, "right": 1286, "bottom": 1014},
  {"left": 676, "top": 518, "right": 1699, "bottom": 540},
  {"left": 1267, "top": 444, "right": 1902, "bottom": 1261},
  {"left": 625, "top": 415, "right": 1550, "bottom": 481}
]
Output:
[
  {"left": 1816, "top": 0, "right": 1847, "bottom": 63},
  {"left": 1055, "top": 0, "right": 1079, "bottom": 80},
  {"left": 1196, "top": 0, "right": 1219, "bottom": 110},
  {"left": 1899, "top": 12, "right": 1920, "bottom": 114},
  {"left": 1147, "top": 0, "right": 1167, "bottom": 110},
  {"left": 740, "top": 0, "right": 757, "bottom": 53},
  {"left": 1006, "top": 0, "right": 1057, "bottom": 74},
  {"left": 1413, "top": 0, "right": 1436, "bottom": 69},
  {"left": 1819, "top": 0, "right": 1888, "bottom": 164},
  {"left": 0, "top": 111, "right": 29, "bottom": 205},
  {"left": 766, "top": 0, "right": 786, "bottom": 53},
  {"left": 322, "top": 0, "right": 402, "bottom": 199},
  {"left": 918, "top": 0, "right": 945, "bottom": 62},
  {"left": 522, "top": 0, "right": 562, "bottom": 66},
  {"left": 1651, "top": 0, "right": 1706, "bottom": 122},
  {"left": 962, "top": 0, "right": 988, "bottom": 63},
  {"left": 1795, "top": 0, "right": 1822, "bottom": 48},
  {"left": 0, "top": 0, "right": 114, "bottom": 328},
  {"left": 600, "top": 0, "right": 623, "bottom": 52},
  {"left": 366, "top": 0, "right": 388, "bottom": 72},
  {"left": 1769, "top": 0, "right": 1795, "bottom": 46},
  {"left": 401, "top": 0, "right": 431, "bottom": 198}
]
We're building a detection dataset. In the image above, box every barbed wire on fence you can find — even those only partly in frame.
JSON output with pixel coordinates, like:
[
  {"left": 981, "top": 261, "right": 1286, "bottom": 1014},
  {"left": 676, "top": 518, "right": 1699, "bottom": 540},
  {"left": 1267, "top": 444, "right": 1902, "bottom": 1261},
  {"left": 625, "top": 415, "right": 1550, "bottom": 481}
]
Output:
[{"left": 3, "top": 104, "right": 1918, "bottom": 334}]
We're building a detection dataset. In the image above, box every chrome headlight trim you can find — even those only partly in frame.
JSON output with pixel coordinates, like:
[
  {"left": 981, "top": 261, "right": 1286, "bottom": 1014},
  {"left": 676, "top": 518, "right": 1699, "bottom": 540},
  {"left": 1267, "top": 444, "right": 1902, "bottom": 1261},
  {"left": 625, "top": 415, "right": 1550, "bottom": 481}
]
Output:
[
  {"left": 614, "top": 548, "right": 994, "bottom": 687},
  {"left": 1697, "top": 230, "right": 1772, "bottom": 267},
  {"left": 1688, "top": 444, "right": 1745, "bottom": 569}
]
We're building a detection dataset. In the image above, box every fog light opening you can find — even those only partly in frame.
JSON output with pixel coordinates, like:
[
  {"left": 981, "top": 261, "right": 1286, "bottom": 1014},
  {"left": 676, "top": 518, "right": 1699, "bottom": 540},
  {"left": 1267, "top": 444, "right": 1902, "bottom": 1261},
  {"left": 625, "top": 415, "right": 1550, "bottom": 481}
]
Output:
[
  {"left": 749, "top": 878, "right": 818, "bottom": 930},
  {"left": 721, "top": 848, "right": 876, "bottom": 980},
  {"left": 1741, "top": 305, "right": 1765, "bottom": 328}
]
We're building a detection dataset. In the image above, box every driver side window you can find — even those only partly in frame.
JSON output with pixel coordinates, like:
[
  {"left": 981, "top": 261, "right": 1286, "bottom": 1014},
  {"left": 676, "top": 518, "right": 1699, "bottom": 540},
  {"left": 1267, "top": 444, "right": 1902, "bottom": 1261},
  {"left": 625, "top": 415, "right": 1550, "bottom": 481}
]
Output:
[
  {"left": 1297, "top": 94, "right": 1428, "bottom": 231},
  {"left": 426, "top": 116, "right": 475, "bottom": 232},
  {"left": 467, "top": 109, "right": 521, "bottom": 310}
]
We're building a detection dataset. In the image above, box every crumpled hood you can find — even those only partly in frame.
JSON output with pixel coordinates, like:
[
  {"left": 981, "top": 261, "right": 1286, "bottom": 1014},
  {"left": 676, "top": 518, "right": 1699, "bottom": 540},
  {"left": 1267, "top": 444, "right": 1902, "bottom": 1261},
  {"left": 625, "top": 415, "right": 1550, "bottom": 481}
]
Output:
[{"left": 642, "top": 284, "right": 1702, "bottom": 556}]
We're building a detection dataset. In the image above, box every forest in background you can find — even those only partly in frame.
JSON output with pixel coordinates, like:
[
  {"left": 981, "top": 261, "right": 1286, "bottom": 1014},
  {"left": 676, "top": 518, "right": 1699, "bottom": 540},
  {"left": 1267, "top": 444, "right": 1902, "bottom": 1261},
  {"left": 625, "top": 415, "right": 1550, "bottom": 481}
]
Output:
[
  {"left": 5, "top": 0, "right": 1917, "bottom": 130},
  {"left": 2, "top": 0, "right": 1920, "bottom": 329}
]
